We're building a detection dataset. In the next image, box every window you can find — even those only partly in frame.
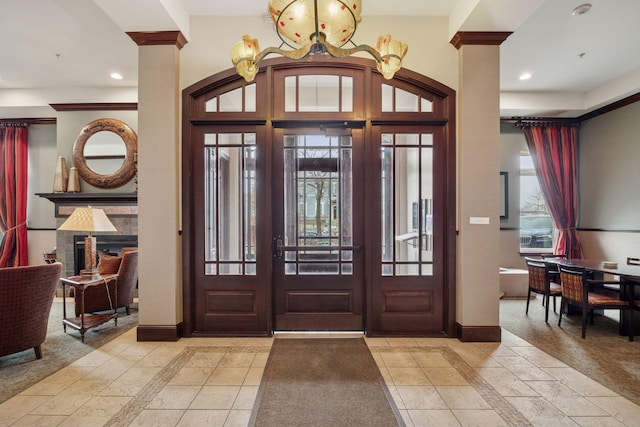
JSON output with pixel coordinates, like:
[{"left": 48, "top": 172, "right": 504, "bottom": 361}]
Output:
[{"left": 519, "top": 152, "right": 554, "bottom": 251}]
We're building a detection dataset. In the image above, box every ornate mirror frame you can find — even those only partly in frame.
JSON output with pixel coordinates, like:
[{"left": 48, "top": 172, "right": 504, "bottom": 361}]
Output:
[{"left": 72, "top": 118, "right": 138, "bottom": 189}]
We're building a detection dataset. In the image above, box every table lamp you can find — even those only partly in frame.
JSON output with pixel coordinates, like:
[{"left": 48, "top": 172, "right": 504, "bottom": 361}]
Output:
[{"left": 58, "top": 206, "right": 117, "bottom": 278}]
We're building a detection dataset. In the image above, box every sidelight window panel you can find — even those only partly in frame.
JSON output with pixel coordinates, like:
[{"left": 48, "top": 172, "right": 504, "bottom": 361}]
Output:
[
  {"left": 204, "top": 132, "right": 257, "bottom": 275},
  {"left": 381, "top": 133, "right": 434, "bottom": 276}
]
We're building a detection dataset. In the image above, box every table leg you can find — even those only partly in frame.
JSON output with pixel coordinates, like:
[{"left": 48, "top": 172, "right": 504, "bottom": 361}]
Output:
[{"left": 62, "top": 282, "right": 67, "bottom": 332}]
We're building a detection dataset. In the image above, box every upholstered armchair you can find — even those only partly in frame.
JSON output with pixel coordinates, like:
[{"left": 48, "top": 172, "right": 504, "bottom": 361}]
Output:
[
  {"left": 74, "top": 249, "right": 138, "bottom": 316},
  {"left": 0, "top": 262, "right": 62, "bottom": 359}
]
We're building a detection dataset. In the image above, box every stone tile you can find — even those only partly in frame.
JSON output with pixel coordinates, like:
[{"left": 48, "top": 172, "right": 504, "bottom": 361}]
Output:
[
  {"left": 185, "top": 352, "right": 225, "bottom": 368},
  {"left": 206, "top": 367, "right": 250, "bottom": 386},
  {"left": 168, "top": 367, "right": 214, "bottom": 386},
  {"left": 176, "top": 409, "right": 229, "bottom": 427},
  {"left": 128, "top": 409, "right": 184, "bottom": 427},
  {"left": 30, "top": 379, "right": 111, "bottom": 416},
  {"left": 364, "top": 337, "right": 391, "bottom": 348},
  {"left": 10, "top": 414, "right": 67, "bottom": 427},
  {"left": 189, "top": 386, "right": 240, "bottom": 410},
  {"left": 219, "top": 353, "right": 255, "bottom": 368},
  {"left": 569, "top": 416, "right": 627, "bottom": 426},
  {"left": 0, "top": 395, "right": 52, "bottom": 426},
  {"left": 387, "top": 337, "right": 419, "bottom": 347},
  {"left": 395, "top": 386, "right": 448, "bottom": 410},
  {"left": 496, "top": 356, "right": 556, "bottom": 381},
  {"left": 58, "top": 396, "right": 131, "bottom": 426},
  {"left": 136, "top": 346, "right": 184, "bottom": 367},
  {"left": 224, "top": 410, "right": 252, "bottom": 427},
  {"left": 587, "top": 396, "right": 640, "bottom": 425},
  {"left": 411, "top": 351, "right": 452, "bottom": 367},
  {"left": 423, "top": 367, "right": 469, "bottom": 386},
  {"left": 147, "top": 385, "right": 201, "bottom": 410},
  {"left": 543, "top": 368, "right": 619, "bottom": 398},
  {"left": 243, "top": 367, "right": 265, "bottom": 386},
  {"left": 435, "top": 386, "right": 492, "bottom": 410},
  {"left": 250, "top": 352, "right": 269, "bottom": 368},
  {"left": 380, "top": 352, "right": 418, "bottom": 367},
  {"left": 388, "top": 367, "right": 431, "bottom": 386},
  {"left": 398, "top": 409, "right": 415, "bottom": 427},
  {"left": 506, "top": 396, "right": 581, "bottom": 426},
  {"left": 98, "top": 366, "right": 161, "bottom": 397},
  {"left": 451, "top": 409, "right": 511, "bottom": 427},
  {"left": 526, "top": 380, "right": 609, "bottom": 417},
  {"left": 407, "top": 409, "right": 461, "bottom": 426},
  {"left": 232, "top": 386, "right": 259, "bottom": 410},
  {"left": 474, "top": 367, "right": 539, "bottom": 397},
  {"left": 509, "top": 346, "right": 568, "bottom": 368}
]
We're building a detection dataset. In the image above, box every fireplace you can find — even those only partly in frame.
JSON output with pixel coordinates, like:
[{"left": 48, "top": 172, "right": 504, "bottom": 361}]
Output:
[
  {"left": 37, "top": 192, "right": 138, "bottom": 280},
  {"left": 73, "top": 234, "right": 138, "bottom": 275}
]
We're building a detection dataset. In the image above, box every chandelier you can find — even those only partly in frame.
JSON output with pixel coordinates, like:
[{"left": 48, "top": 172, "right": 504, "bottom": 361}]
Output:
[{"left": 230, "top": 0, "right": 408, "bottom": 82}]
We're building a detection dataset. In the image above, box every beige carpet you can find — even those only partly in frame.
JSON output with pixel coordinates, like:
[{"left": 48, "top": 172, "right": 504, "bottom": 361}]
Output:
[
  {"left": 500, "top": 296, "right": 640, "bottom": 406},
  {"left": 250, "top": 338, "right": 403, "bottom": 427},
  {"left": 0, "top": 299, "right": 138, "bottom": 403}
]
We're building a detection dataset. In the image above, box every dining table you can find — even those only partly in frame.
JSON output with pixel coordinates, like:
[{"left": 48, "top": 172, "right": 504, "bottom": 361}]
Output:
[{"left": 554, "top": 258, "right": 640, "bottom": 337}]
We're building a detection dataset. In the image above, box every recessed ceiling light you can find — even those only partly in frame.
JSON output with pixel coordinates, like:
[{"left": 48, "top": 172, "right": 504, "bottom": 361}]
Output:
[
  {"left": 110, "top": 72, "right": 123, "bottom": 80},
  {"left": 572, "top": 3, "right": 592, "bottom": 16},
  {"left": 519, "top": 72, "right": 532, "bottom": 80}
]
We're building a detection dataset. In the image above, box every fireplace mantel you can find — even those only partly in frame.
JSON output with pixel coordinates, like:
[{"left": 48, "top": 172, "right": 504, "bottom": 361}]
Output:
[{"left": 37, "top": 192, "right": 137, "bottom": 217}]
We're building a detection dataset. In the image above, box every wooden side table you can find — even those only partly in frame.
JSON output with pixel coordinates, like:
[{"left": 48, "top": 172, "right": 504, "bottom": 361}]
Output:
[{"left": 60, "top": 274, "right": 118, "bottom": 342}]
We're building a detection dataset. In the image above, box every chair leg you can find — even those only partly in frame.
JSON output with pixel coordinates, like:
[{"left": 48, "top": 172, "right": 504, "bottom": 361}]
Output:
[
  {"left": 558, "top": 299, "right": 564, "bottom": 327},
  {"left": 582, "top": 307, "right": 588, "bottom": 338},
  {"left": 628, "top": 309, "right": 634, "bottom": 342},
  {"left": 544, "top": 294, "right": 550, "bottom": 323},
  {"left": 34, "top": 345, "right": 42, "bottom": 360},
  {"left": 526, "top": 290, "right": 531, "bottom": 314},
  {"left": 552, "top": 296, "right": 557, "bottom": 312},
  {"left": 590, "top": 308, "right": 595, "bottom": 325}
]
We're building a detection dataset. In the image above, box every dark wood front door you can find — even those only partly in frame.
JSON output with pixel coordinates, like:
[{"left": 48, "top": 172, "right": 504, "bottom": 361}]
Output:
[{"left": 271, "top": 128, "right": 365, "bottom": 330}]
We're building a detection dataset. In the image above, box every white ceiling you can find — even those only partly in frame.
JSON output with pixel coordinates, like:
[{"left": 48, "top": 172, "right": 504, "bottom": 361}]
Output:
[{"left": 1, "top": 0, "right": 639, "bottom": 118}]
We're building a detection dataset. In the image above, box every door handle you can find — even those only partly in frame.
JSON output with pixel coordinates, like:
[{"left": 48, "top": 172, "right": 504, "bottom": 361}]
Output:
[{"left": 273, "top": 236, "right": 284, "bottom": 259}]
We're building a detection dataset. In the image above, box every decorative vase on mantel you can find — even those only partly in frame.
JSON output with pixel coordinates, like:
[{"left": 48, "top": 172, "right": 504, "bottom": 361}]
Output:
[
  {"left": 67, "top": 166, "right": 81, "bottom": 192},
  {"left": 53, "top": 156, "right": 68, "bottom": 193}
]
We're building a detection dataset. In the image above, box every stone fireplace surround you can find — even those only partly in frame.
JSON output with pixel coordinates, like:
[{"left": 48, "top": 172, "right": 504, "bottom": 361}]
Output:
[{"left": 37, "top": 193, "right": 138, "bottom": 281}]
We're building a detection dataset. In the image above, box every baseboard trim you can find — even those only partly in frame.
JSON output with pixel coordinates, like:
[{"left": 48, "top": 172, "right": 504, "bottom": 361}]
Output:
[
  {"left": 455, "top": 323, "right": 501, "bottom": 342},
  {"left": 137, "top": 323, "right": 184, "bottom": 342}
]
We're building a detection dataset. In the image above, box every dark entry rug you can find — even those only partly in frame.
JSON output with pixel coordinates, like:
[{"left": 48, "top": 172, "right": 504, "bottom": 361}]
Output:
[{"left": 250, "top": 338, "right": 404, "bottom": 427}]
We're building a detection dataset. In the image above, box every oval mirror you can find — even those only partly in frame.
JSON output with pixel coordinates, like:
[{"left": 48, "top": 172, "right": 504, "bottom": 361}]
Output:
[{"left": 72, "top": 118, "right": 138, "bottom": 189}]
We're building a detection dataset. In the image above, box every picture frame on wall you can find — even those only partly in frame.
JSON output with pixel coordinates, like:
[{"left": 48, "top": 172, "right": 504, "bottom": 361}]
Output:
[{"left": 500, "top": 172, "right": 508, "bottom": 220}]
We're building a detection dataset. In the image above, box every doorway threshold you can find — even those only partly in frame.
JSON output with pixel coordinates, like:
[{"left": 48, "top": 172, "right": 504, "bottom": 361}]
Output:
[{"left": 274, "top": 331, "right": 364, "bottom": 338}]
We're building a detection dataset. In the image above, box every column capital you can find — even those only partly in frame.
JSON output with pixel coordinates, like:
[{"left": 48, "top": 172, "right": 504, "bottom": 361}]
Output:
[
  {"left": 127, "top": 31, "right": 187, "bottom": 50},
  {"left": 450, "top": 31, "right": 512, "bottom": 49}
]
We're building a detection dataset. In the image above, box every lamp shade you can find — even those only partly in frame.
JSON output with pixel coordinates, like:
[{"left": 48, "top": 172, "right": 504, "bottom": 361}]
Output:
[
  {"left": 269, "top": 0, "right": 362, "bottom": 48},
  {"left": 58, "top": 206, "right": 117, "bottom": 233}
]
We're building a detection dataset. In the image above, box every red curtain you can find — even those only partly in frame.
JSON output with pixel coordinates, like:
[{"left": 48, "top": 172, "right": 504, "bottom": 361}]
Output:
[
  {"left": 0, "top": 124, "right": 29, "bottom": 267},
  {"left": 522, "top": 125, "right": 584, "bottom": 259}
]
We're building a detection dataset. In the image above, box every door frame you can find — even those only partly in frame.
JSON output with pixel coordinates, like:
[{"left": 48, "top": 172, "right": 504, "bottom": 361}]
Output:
[
  {"left": 270, "top": 126, "right": 366, "bottom": 331},
  {"left": 181, "top": 57, "right": 457, "bottom": 338}
]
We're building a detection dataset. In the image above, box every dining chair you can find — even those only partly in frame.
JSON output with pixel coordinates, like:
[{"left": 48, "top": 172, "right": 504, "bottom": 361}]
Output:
[
  {"left": 558, "top": 265, "right": 633, "bottom": 340},
  {"left": 524, "top": 257, "right": 562, "bottom": 323}
]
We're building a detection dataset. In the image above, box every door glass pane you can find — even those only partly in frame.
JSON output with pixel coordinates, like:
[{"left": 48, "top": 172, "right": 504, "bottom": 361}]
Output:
[
  {"left": 342, "top": 77, "right": 353, "bottom": 112},
  {"left": 220, "top": 87, "right": 243, "bottom": 112},
  {"left": 395, "top": 147, "right": 419, "bottom": 263},
  {"left": 283, "top": 134, "right": 353, "bottom": 275},
  {"left": 204, "top": 132, "right": 257, "bottom": 275},
  {"left": 299, "top": 75, "right": 339, "bottom": 112},
  {"left": 285, "top": 76, "right": 296, "bottom": 112},
  {"left": 381, "top": 133, "right": 434, "bottom": 276},
  {"left": 219, "top": 147, "right": 242, "bottom": 262},
  {"left": 204, "top": 147, "right": 217, "bottom": 262}
]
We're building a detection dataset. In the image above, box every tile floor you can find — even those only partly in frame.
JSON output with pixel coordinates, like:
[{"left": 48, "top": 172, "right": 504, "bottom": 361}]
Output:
[{"left": 1, "top": 329, "right": 640, "bottom": 426}]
